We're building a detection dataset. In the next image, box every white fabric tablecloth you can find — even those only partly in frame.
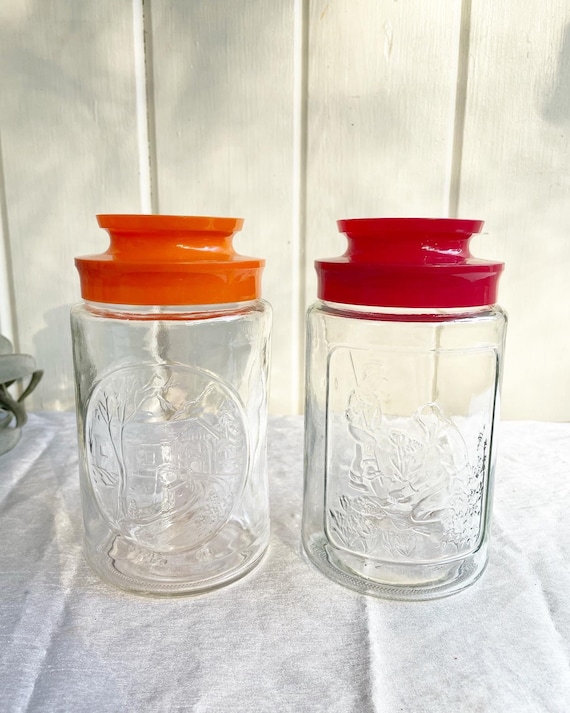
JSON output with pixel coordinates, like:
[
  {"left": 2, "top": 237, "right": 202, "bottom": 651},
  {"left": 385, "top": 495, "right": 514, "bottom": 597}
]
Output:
[{"left": 1, "top": 413, "right": 569, "bottom": 713}]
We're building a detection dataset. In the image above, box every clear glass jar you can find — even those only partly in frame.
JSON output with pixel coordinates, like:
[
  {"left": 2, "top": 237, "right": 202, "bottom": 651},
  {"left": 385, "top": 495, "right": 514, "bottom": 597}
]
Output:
[
  {"left": 72, "top": 215, "right": 271, "bottom": 595},
  {"left": 302, "top": 219, "right": 507, "bottom": 600}
]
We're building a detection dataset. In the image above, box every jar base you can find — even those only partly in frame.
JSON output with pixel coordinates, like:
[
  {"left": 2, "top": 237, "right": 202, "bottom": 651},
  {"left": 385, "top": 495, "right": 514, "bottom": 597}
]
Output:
[
  {"left": 85, "top": 522, "right": 269, "bottom": 597},
  {"left": 303, "top": 535, "right": 487, "bottom": 601}
]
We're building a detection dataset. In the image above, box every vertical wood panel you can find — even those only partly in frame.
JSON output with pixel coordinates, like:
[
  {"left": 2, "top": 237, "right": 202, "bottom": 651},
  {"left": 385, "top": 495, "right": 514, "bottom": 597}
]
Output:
[
  {"left": 459, "top": 1, "right": 570, "bottom": 420},
  {"left": 0, "top": 133, "right": 16, "bottom": 345},
  {"left": 304, "top": 0, "right": 463, "bottom": 304},
  {"left": 0, "top": 1, "right": 143, "bottom": 409},
  {"left": 150, "top": 0, "right": 299, "bottom": 414}
]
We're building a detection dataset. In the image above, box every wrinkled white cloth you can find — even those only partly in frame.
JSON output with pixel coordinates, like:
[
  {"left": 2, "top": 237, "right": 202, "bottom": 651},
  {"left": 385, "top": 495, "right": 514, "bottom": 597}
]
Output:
[{"left": 0, "top": 413, "right": 569, "bottom": 713}]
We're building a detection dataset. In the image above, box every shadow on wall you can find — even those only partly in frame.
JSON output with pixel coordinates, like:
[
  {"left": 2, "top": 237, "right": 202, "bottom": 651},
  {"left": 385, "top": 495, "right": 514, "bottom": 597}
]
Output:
[
  {"left": 1, "top": 0, "right": 300, "bottom": 412},
  {"left": 146, "top": 1, "right": 302, "bottom": 413},
  {"left": 147, "top": 0, "right": 295, "bottom": 218},
  {"left": 33, "top": 304, "right": 75, "bottom": 411},
  {"left": 464, "top": 17, "right": 570, "bottom": 419},
  {"left": 543, "top": 23, "right": 570, "bottom": 124},
  {"left": 0, "top": 2, "right": 141, "bottom": 411}
]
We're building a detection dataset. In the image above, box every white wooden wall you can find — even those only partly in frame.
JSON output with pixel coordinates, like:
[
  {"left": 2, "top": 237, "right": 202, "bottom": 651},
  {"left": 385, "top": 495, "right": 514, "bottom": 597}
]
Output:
[{"left": 1, "top": 0, "right": 569, "bottom": 420}]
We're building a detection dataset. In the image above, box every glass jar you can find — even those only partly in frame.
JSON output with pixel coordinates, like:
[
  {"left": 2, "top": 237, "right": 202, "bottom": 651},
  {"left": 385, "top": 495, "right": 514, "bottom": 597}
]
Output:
[
  {"left": 302, "top": 218, "right": 507, "bottom": 600},
  {"left": 71, "top": 215, "right": 271, "bottom": 595}
]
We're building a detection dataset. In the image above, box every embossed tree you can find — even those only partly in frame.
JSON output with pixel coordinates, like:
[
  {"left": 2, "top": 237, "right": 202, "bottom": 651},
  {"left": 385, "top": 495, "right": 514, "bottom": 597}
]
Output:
[{"left": 89, "top": 370, "right": 171, "bottom": 522}]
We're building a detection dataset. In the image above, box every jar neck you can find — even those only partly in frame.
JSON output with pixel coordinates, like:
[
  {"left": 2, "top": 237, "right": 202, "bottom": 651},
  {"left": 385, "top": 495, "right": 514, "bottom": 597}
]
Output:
[
  {"left": 317, "top": 300, "right": 499, "bottom": 321},
  {"left": 82, "top": 300, "right": 259, "bottom": 320}
]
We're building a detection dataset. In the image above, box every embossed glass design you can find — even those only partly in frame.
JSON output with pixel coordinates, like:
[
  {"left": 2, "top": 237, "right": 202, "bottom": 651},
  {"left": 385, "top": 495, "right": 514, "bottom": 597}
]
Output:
[
  {"left": 72, "top": 301, "right": 271, "bottom": 595},
  {"left": 303, "top": 303, "right": 507, "bottom": 600}
]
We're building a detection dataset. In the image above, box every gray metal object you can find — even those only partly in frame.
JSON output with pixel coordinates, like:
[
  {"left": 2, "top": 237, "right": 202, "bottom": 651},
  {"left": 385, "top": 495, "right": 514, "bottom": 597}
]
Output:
[{"left": 0, "top": 335, "right": 43, "bottom": 455}]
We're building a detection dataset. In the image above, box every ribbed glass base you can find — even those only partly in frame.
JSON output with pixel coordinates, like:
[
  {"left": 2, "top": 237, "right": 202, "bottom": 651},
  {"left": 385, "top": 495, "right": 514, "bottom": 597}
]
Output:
[
  {"left": 303, "top": 535, "right": 487, "bottom": 601},
  {"left": 85, "top": 523, "right": 268, "bottom": 597}
]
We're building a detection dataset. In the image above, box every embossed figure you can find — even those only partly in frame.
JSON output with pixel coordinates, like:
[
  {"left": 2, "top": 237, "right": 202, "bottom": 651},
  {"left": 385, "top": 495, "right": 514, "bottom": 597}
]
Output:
[
  {"left": 86, "top": 364, "right": 247, "bottom": 553},
  {"left": 328, "top": 363, "right": 487, "bottom": 562}
]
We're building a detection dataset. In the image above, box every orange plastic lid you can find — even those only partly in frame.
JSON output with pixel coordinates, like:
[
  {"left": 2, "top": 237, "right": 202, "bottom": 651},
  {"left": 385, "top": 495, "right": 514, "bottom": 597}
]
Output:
[{"left": 75, "top": 215, "right": 264, "bottom": 305}]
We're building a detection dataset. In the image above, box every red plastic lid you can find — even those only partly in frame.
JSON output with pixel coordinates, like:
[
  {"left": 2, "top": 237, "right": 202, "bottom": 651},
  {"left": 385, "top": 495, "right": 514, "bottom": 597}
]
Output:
[
  {"left": 75, "top": 215, "right": 264, "bottom": 305},
  {"left": 316, "top": 218, "right": 504, "bottom": 308}
]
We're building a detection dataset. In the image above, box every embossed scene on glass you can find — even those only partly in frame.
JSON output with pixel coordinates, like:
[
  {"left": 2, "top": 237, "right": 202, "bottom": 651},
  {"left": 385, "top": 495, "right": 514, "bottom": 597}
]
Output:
[
  {"left": 325, "top": 348, "right": 496, "bottom": 566},
  {"left": 86, "top": 363, "right": 248, "bottom": 554}
]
